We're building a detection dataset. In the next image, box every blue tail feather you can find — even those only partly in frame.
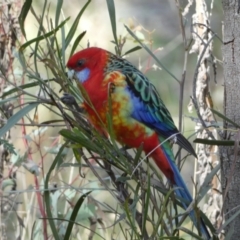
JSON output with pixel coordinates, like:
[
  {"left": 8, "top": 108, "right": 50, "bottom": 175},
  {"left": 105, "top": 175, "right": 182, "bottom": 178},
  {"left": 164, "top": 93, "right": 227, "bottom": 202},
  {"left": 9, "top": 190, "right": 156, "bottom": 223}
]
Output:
[{"left": 160, "top": 138, "right": 211, "bottom": 239}]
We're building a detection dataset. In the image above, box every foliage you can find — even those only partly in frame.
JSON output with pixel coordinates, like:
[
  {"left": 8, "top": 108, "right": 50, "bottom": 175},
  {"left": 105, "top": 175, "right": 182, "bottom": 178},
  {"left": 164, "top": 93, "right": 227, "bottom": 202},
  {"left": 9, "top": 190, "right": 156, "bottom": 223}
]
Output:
[{"left": 1, "top": 0, "right": 239, "bottom": 239}]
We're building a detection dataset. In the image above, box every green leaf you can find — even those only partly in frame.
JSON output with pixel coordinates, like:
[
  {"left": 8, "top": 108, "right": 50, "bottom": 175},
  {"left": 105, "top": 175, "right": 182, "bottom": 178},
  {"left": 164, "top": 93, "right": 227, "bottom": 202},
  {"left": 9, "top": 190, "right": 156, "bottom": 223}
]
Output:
[
  {"left": 65, "top": 0, "right": 91, "bottom": 50},
  {"left": 61, "top": 16, "right": 66, "bottom": 66},
  {"left": 1, "top": 78, "right": 56, "bottom": 98},
  {"left": 63, "top": 191, "right": 92, "bottom": 240},
  {"left": 221, "top": 207, "right": 240, "bottom": 233},
  {"left": 211, "top": 108, "right": 240, "bottom": 128},
  {"left": 133, "top": 144, "right": 143, "bottom": 166},
  {"left": 123, "top": 46, "right": 142, "bottom": 56},
  {"left": 194, "top": 138, "right": 236, "bottom": 146},
  {"left": 55, "top": 0, "right": 63, "bottom": 28},
  {"left": 178, "top": 226, "right": 203, "bottom": 240},
  {"left": 106, "top": 0, "right": 119, "bottom": 54},
  {"left": 123, "top": 196, "right": 141, "bottom": 237},
  {"left": 18, "top": 0, "right": 33, "bottom": 37},
  {"left": 19, "top": 17, "right": 70, "bottom": 51},
  {"left": 151, "top": 188, "right": 175, "bottom": 237},
  {"left": 72, "top": 147, "right": 82, "bottom": 164},
  {"left": 0, "top": 97, "right": 16, "bottom": 105},
  {"left": 59, "top": 129, "right": 101, "bottom": 153},
  {"left": 44, "top": 143, "right": 68, "bottom": 240},
  {"left": 225, "top": 222, "right": 235, "bottom": 240},
  {"left": 142, "top": 171, "right": 151, "bottom": 236},
  {"left": 198, "top": 209, "right": 216, "bottom": 236},
  {"left": 69, "top": 31, "right": 86, "bottom": 57},
  {"left": 0, "top": 102, "right": 39, "bottom": 138}
]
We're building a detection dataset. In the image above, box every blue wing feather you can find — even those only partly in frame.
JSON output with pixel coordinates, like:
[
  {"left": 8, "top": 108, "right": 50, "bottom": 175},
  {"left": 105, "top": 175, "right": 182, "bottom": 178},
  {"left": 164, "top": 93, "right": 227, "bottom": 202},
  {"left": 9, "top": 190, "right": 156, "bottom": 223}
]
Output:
[
  {"left": 128, "top": 86, "right": 178, "bottom": 134},
  {"left": 130, "top": 86, "right": 197, "bottom": 157},
  {"left": 107, "top": 53, "right": 197, "bottom": 157}
]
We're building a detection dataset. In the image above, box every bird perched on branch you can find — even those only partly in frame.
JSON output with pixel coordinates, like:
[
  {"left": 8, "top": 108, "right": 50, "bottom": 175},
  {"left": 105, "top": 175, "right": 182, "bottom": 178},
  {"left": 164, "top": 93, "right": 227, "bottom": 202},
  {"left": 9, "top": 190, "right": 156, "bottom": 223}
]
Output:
[{"left": 66, "top": 47, "right": 210, "bottom": 239}]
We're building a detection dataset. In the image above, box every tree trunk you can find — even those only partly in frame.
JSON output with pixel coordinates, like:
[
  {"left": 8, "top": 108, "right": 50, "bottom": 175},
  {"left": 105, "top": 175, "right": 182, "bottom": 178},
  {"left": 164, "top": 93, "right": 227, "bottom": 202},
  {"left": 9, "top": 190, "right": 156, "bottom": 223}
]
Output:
[
  {"left": 191, "top": 1, "right": 223, "bottom": 233},
  {"left": 222, "top": 0, "right": 240, "bottom": 238}
]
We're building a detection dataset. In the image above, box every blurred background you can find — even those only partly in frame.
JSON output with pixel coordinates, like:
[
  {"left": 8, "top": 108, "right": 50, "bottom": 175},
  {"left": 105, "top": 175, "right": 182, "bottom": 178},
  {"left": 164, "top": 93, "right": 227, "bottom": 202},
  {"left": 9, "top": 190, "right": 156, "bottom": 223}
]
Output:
[{"left": 2, "top": 0, "right": 224, "bottom": 239}]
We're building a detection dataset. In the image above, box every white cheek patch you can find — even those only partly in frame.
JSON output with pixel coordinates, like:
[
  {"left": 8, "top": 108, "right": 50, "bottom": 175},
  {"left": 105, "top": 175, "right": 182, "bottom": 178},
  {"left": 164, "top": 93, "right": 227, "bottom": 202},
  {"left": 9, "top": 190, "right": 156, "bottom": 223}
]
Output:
[
  {"left": 75, "top": 68, "right": 90, "bottom": 83},
  {"left": 68, "top": 69, "right": 75, "bottom": 79}
]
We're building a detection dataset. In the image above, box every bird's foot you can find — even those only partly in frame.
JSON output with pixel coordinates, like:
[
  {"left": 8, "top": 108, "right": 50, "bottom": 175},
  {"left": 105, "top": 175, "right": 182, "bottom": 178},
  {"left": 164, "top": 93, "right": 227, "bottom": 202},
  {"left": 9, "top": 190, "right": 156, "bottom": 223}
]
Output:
[
  {"left": 61, "top": 92, "right": 77, "bottom": 105},
  {"left": 61, "top": 93, "right": 84, "bottom": 112}
]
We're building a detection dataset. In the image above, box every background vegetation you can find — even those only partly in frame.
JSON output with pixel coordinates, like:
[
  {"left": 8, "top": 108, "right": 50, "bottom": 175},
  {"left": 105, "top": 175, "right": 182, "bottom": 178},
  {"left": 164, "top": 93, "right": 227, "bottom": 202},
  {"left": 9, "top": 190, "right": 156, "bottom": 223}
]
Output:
[{"left": 0, "top": 0, "right": 232, "bottom": 239}]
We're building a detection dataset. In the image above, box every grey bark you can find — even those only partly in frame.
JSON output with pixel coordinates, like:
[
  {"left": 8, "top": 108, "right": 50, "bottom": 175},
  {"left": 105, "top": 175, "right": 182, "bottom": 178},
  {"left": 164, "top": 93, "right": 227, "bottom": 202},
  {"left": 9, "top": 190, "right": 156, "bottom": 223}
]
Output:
[
  {"left": 222, "top": 0, "right": 240, "bottom": 238},
  {"left": 190, "top": 1, "right": 223, "bottom": 232}
]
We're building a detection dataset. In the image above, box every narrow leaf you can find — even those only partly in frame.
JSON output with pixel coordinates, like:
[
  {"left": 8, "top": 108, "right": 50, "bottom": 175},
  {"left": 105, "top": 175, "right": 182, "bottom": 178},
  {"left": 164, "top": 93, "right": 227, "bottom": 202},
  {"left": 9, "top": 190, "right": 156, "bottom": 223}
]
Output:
[
  {"left": 0, "top": 102, "right": 39, "bottom": 138},
  {"left": 178, "top": 227, "right": 203, "bottom": 240},
  {"left": 72, "top": 147, "right": 82, "bottom": 164},
  {"left": 0, "top": 97, "right": 16, "bottom": 105},
  {"left": 18, "top": 0, "right": 33, "bottom": 37},
  {"left": 2, "top": 79, "right": 56, "bottom": 98},
  {"left": 59, "top": 129, "right": 100, "bottom": 152},
  {"left": 225, "top": 223, "right": 235, "bottom": 240},
  {"left": 194, "top": 138, "right": 236, "bottom": 146},
  {"left": 221, "top": 207, "right": 240, "bottom": 231},
  {"left": 106, "top": 0, "right": 118, "bottom": 50},
  {"left": 63, "top": 191, "right": 91, "bottom": 240},
  {"left": 142, "top": 171, "right": 151, "bottom": 235},
  {"left": 44, "top": 143, "right": 68, "bottom": 240},
  {"left": 65, "top": 0, "right": 91, "bottom": 49},
  {"left": 123, "top": 46, "right": 142, "bottom": 56},
  {"left": 20, "top": 18, "right": 70, "bottom": 51},
  {"left": 55, "top": 0, "right": 63, "bottom": 27},
  {"left": 211, "top": 108, "right": 240, "bottom": 128},
  {"left": 69, "top": 31, "right": 86, "bottom": 57}
]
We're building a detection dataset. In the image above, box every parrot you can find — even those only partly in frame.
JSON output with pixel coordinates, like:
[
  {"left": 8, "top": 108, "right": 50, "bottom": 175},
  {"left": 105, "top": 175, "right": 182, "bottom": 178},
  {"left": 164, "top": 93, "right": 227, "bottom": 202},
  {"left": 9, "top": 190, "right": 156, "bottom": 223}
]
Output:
[{"left": 66, "top": 47, "right": 211, "bottom": 239}]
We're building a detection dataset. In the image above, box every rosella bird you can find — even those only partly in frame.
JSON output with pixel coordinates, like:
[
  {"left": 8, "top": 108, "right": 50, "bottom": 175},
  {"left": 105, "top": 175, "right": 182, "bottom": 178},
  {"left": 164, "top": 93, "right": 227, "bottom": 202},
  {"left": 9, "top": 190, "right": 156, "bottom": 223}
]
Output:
[{"left": 66, "top": 47, "right": 210, "bottom": 239}]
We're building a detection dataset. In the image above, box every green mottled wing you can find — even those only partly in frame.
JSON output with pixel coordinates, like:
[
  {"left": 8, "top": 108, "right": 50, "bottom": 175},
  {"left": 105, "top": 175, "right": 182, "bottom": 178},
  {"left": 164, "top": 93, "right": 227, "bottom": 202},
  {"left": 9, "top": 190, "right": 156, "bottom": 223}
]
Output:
[{"left": 105, "top": 52, "right": 196, "bottom": 157}]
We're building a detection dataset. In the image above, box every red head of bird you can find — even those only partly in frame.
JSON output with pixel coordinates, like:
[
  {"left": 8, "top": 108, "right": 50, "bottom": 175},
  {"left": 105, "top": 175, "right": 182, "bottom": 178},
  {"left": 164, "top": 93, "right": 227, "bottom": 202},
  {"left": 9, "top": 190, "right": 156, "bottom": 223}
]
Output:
[{"left": 67, "top": 47, "right": 109, "bottom": 85}]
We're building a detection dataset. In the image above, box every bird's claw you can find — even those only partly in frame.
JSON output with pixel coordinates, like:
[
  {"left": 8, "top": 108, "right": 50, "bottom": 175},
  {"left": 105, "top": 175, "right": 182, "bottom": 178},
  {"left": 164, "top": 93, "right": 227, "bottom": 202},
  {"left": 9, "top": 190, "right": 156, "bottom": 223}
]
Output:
[
  {"left": 61, "top": 93, "right": 77, "bottom": 105},
  {"left": 61, "top": 93, "right": 84, "bottom": 113}
]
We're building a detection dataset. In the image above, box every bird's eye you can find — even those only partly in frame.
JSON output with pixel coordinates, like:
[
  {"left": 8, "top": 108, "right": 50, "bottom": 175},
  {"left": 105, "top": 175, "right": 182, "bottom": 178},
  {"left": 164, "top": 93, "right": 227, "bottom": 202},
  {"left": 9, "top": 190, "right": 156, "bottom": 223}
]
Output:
[{"left": 77, "top": 59, "right": 85, "bottom": 67}]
